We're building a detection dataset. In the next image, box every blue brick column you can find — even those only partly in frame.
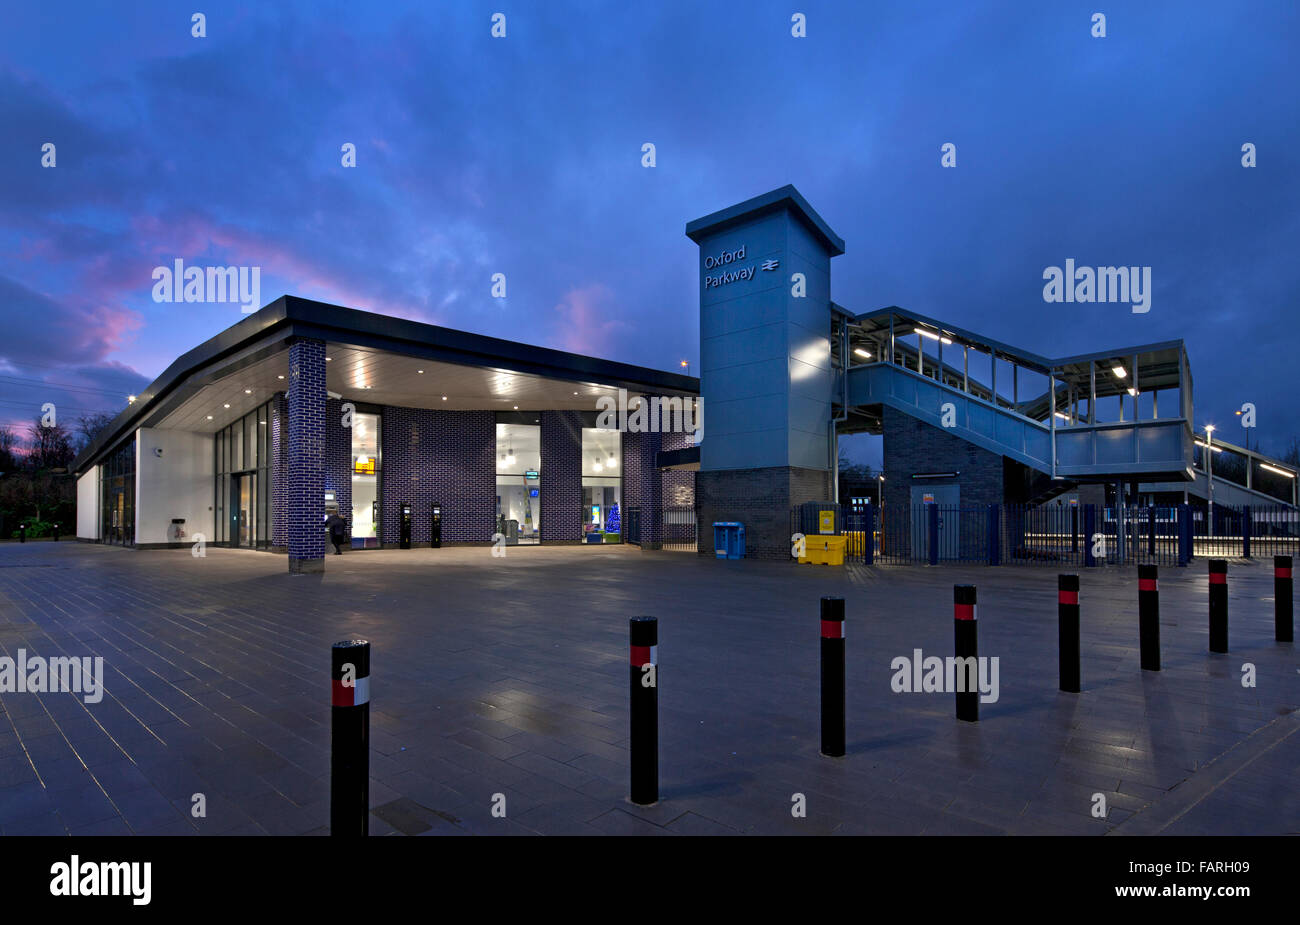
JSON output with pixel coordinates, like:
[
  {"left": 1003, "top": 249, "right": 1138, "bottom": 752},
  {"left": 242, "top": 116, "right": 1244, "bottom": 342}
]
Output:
[
  {"left": 287, "top": 339, "right": 326, "bottom": 573},
  {"left": 540, "top": 410, "right": 583, "bottom": 544},
  {"left": 638, "top": 425, "right": 664, "bottom": 549}
]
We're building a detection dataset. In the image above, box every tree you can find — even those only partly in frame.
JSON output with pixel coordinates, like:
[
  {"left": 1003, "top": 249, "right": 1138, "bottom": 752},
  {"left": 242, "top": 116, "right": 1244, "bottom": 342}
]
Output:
[
  {"left": 74, "top": 411, "right": 117, "bottom": 456},
  {"left": 1281, "top": 436, "right": 1300, "bottom": 468},
  {"left": 0, "top": 425, "right": 17, "bottom": 473},
  {"left": 26, "top": 416, "right": 75, "bottom": 471}
]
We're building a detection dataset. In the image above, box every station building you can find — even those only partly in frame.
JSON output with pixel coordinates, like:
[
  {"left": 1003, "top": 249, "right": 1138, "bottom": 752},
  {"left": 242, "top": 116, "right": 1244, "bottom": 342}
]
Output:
[
  {"left": 72, "top": 185, "right": 1297, "bottom": 568},
  {"left": 72, "top": 298, "right": 698, "bottom": 571}
]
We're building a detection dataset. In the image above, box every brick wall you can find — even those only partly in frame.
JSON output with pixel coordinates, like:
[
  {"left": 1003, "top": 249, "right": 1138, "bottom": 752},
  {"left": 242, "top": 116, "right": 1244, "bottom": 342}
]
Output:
[
  {"left": 286, "top": 339, "right": 326, "bottom": 573},
  {"left": 540, "top": 410, "right": 583, "bottom": 544},
  {"left": 380, "top": 407, "right": 496, "bottom": 545},
  {"left": 324, "top": 398, "right": 352, "bottom": 538},
  {"left": 696, "top": 465, "right": 830, "bottom": 560},
  {"left": 881, "top": 405, "right": 1004, "bottom": 510}
]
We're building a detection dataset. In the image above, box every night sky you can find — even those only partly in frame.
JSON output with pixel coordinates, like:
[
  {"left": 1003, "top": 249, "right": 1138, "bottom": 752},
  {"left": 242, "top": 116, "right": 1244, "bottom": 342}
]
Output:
[{"left": 2, "top": 1, "right": 1296, "bottom": 463}]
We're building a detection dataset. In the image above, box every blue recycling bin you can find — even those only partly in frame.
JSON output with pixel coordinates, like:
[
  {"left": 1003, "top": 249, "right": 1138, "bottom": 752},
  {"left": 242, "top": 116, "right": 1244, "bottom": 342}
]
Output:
[{"left": 713, "top": 522, "right": 745, "bottom": 559}]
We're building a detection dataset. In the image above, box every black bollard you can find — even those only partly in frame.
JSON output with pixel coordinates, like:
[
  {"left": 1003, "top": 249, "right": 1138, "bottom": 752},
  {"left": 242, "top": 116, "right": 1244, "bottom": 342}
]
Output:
[
  {"left": 1208, "top": 559, "right": 1228, "bottom": 653},
  {"left": 629, "top": 616, "right": 658, "bottom": 805},
  {"left": 1058, "top": 575, "right": 1080, "bottom": 693},
  {"left": 1138, "top": 565, "right": 1160, "bottom": 671},
  {"left": 330, "top": 639, "right": 370, "bottom": 836},
  {"left": 1275, "top": 555, "right": 1292, "bottom": 643},
  {"left": 820, "top": 597, "right": 845, "bottom": 757},
  {"left": 953, "top": 585, "right": 978, "bottom": 722}
]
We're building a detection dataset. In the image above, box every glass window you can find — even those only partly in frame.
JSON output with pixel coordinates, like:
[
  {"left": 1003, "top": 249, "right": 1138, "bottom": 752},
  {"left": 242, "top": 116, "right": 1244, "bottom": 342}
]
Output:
[
  {"left": 497, "top": 423, "right": 541, "bottom": 542},
  {"left": 232, "top": 420, "right": 244, "bottom": 472},
  {"left": 351, "top": 413, "right": 381, "bottom": 547},
  {"left": 245, "top": 413, "right": 256, "bottom": 469},
  {"left": 581, "top": 428, "right": 621, "bottom": 536}
]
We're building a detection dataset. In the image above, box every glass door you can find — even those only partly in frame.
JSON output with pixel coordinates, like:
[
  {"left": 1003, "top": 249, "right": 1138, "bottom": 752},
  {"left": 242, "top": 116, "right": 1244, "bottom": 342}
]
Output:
[{"left": 231, "top": 473, "right": 256, "bottom": 547}]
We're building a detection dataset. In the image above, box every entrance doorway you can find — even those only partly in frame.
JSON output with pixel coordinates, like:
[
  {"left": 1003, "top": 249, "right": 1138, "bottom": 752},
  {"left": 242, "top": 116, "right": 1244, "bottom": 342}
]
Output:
[{"left": 231, "top": 472, "right": 257, "bottom": 547}]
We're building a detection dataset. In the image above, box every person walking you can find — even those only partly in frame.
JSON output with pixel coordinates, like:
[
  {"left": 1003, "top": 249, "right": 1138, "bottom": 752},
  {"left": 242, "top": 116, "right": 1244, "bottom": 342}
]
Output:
[{"left": 325, "top": 510, "right": 348, "bottom": 555}]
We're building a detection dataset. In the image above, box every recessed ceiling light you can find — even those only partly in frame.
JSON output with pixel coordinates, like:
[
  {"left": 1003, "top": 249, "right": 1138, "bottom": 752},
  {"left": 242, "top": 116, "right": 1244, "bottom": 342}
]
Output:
[
  {"left": 206, "top": 415, "right": 213, "bottom": 420},
  {"left": 223, "top": 403, "right": 230, "bottom": 408},
  {"left": 418, "top": 369, "right": 424, "bottom": 374},
  {"left": 277, "top": 375, "right": 285, "bottom": 380},
  {"left": 244, "top": 389, "right": 252, "bottom": 394},
  {"left": 326, "top": 357, "right": 333, "bottom": 361}
]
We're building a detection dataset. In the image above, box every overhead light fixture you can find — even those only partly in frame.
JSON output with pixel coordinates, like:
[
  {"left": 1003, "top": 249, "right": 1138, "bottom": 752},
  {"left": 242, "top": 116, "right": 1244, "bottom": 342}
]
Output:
[
  {"left": 326, "top": 357, "right": 333, "bottom": 362},
  {"left": 417, "top": 369, "right": 424, "bottom": 374},
  {"left": 1054, "top": 411, "right": 1070, "bottom": 421},
  {"left": 277, "top": 375, "right": 285, "bottom": 380},
  {"left": 854, "top": 348, "right": 872, "bottom": 359},
  {"left": 1261, "top": 463, "right": 1295, "bottom": 478},
  {"left": 441, "top": 396, "right": 448, "bottom": 401},
  {"left": 244, "top": 389, "right": 252, "bottom": 394},
  {"left": 505, "top": 453, "right": 516, "bottom": 467},
  {"left": 593, "top": 461, "right": 603, "bottom": 472},
  {"left": 916, "top": 329, "right": 953, "bottom": 345},
  {"left": 223, "top": 403, "right": 230, "bottom": 409},
  {"left": 607, "top": 455, "right": 617, "bottom": 468},
  {"left": 206, "top": 415, "right": 213, "bottom": 420},
  {"left": 1111, "top": 365, "right": 1127, "bottom": 378},
  {"left": 513, "top": 405, "right": 518, "bottom": 410},
  {"left": 1127, "top": 388, "right": 1138, "bottom": 397},
  {"left": 1194, "top": 440, "right": 1223, "bottom": 453}
]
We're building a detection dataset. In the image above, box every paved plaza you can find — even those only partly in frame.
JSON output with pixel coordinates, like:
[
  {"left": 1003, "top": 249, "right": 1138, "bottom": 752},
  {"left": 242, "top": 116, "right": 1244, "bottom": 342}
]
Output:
[{"left": 0, "top": 540, "right": 1295, "bottom": 836}]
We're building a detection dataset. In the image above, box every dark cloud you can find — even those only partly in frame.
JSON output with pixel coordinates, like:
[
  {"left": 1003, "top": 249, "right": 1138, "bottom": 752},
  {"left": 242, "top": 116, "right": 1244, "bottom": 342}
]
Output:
[{"left": 0, "top": 0, "right": 1296, "bottom": 459}]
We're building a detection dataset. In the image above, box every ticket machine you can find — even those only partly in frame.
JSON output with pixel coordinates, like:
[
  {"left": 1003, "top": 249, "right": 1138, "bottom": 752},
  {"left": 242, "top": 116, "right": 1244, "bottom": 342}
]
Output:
[
  {"left": 399, "top": 502, "right": 413, "bottom": 549},
  {"left": 431, "top": 503, "right": 442, "bottom": 548}
]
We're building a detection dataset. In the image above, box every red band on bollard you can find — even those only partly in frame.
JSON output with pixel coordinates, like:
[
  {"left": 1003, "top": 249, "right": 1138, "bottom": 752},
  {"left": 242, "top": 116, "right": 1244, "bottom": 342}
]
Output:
[
  {"left": 630, "top": 645, "right": 657, "bottom": 667},
  {"left": 821, "top": 620, "right": 844, "bottom": 639},
  {"left": 332, "top": 677, "right": 370, "bottom": 707},
  {"left": 954, "top": 603, "right": 976, "bottom": 621},
  {"left": 1209, "top": 573, "right": 1227, "bottom": 585},
  {"left": 1139, "top": 578, "right": 1158, "bottom": 592},
  {"left": 1058, "top": 591, "right": 1078, "bottom": 605},
  {"left": 1276, "top": 567, "right": 1292, "bottom": 579}
]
